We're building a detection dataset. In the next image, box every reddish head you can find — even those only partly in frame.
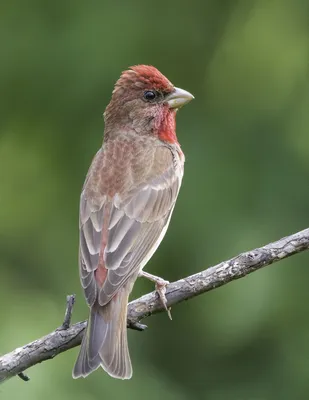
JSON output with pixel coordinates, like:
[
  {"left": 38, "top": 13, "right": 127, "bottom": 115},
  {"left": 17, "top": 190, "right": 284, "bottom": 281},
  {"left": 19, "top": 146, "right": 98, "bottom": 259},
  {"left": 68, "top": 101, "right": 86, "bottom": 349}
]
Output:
[{"left": 104, "top": 65, "right": 194, "bottom": 144}]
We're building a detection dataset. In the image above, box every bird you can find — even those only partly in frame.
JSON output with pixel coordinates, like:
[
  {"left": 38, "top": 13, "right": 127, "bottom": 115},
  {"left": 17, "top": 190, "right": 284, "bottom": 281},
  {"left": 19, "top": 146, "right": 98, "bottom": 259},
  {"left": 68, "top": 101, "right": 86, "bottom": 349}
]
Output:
[{"left": 72, "top": 65, "right": 194, "bottom": 380}]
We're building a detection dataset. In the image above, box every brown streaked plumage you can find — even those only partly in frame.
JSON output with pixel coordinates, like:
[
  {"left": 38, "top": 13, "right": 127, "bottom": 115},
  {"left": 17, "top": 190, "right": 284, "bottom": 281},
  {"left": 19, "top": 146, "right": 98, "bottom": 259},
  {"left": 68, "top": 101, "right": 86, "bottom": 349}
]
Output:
[{"left": 73, "top": 65, "right": 194, "bottom": 380}]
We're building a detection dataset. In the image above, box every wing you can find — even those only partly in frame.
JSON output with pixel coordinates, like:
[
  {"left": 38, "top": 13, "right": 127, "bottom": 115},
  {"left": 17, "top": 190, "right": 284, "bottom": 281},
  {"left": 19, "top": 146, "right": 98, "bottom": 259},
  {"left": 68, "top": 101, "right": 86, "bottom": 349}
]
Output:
[{"left": 79, "top": 139, "right": 184, "bottom": 307}]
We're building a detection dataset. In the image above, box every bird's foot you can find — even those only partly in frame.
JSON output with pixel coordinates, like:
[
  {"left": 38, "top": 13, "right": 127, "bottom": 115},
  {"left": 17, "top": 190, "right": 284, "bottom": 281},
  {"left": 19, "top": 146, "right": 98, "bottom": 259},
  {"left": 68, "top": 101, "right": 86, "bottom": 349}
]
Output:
[{"left": 138, "top": 271, "right": 172, "bottom": 320}]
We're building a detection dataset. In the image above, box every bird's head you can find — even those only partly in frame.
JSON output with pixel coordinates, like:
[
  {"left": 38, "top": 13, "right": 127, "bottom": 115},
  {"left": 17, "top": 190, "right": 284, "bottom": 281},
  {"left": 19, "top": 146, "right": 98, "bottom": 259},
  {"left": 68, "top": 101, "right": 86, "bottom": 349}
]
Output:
[{"left": 104, "top": 65, "right": 194, "bottom": 143}]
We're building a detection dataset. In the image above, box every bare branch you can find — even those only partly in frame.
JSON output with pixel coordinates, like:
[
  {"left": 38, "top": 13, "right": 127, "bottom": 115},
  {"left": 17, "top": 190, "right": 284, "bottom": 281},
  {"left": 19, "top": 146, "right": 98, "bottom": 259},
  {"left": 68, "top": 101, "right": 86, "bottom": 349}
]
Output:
[{"left": 1, "top": 227, "right": 309, "bottom": 383}]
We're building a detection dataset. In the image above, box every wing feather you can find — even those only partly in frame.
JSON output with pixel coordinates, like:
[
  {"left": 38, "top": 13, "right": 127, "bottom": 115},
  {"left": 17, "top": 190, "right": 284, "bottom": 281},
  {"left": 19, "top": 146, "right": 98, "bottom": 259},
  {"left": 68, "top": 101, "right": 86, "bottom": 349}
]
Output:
[{"left": 78, "top": 142, "right": 183, "bottom": 308}]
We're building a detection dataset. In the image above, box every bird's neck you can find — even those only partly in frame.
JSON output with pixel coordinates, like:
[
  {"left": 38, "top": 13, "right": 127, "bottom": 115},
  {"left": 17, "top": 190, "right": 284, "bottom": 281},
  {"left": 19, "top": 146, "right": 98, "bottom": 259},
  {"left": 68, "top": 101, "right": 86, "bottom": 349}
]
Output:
[
  {"left": 103, "top": 105, "right": 178, "bottom": 145},
  {"left": 156, "top": 108, "right": 178, "bottom": 144}
]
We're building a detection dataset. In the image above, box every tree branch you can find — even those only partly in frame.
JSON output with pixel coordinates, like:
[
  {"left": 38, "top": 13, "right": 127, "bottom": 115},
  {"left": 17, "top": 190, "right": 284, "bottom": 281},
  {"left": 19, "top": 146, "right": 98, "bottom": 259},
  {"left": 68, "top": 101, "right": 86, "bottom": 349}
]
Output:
[{"left": 1, "top": 227, "right": 309, "bottom": 383}]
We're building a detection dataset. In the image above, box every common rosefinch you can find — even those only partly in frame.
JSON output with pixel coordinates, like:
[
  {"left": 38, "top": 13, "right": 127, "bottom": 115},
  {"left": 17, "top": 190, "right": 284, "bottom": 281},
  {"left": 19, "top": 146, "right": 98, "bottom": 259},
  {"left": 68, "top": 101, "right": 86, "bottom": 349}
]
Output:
[{"left": 73, "top": 65, "right": 194, "bottom": 380}]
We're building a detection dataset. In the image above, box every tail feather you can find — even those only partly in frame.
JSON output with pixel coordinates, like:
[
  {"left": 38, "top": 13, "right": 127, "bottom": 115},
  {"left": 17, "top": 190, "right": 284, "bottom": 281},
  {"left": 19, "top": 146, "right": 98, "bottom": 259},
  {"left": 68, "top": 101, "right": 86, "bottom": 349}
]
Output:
[
  {"left": 73, "top": 324, "right": 101, "bottom": 378},
  {"left": 72, "top": 286, "right": 132, "bottom": 380}
]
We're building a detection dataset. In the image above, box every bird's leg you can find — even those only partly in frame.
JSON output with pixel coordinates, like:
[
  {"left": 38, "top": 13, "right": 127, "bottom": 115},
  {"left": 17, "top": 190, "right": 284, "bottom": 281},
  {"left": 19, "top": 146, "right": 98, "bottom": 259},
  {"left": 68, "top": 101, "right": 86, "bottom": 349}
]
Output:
[{"left": 138, "top": 271, "right": 172, "bottom": 320}]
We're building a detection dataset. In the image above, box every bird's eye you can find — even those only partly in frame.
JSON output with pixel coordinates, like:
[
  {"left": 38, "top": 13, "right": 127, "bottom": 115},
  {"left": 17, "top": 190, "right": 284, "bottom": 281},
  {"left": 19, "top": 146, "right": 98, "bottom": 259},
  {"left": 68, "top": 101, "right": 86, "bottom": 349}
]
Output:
[{"left": 143, "top": 90, "right": 156, "bottom": 101}]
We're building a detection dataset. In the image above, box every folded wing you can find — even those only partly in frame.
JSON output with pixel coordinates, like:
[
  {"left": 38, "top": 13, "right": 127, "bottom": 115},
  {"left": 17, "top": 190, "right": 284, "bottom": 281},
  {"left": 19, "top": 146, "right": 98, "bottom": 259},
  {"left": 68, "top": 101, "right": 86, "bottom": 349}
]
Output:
[{"left": 79, "top": 143, "right": 183, "bottom": 306}]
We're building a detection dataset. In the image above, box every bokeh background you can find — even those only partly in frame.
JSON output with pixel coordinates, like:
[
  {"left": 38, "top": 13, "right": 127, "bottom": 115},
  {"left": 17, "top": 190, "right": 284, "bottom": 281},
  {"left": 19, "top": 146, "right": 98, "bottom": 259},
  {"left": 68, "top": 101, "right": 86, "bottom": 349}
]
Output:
[{"left": 1, "top": 0, "right": 309, "bottom": 399}]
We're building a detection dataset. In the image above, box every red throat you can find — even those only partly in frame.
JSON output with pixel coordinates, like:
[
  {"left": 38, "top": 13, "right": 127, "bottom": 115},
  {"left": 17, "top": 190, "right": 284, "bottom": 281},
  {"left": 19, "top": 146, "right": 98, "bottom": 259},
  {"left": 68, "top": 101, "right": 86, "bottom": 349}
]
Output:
[{"left": 157, "top": 108, "right": 178, "bottom": 144}]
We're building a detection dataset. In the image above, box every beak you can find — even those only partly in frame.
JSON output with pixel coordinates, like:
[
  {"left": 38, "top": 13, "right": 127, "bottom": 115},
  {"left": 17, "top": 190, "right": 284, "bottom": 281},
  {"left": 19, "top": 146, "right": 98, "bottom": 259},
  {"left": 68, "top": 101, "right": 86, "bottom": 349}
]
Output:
[{"left": 165, "top": 87, "right": 194, "bottom": 109}]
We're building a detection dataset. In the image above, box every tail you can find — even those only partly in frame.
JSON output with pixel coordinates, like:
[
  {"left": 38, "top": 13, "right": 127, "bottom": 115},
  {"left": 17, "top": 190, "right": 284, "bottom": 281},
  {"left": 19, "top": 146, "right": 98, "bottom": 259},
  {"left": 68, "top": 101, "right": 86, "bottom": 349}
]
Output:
[{"left": 72, "top": 286, "right": 132, "bottom": 380}]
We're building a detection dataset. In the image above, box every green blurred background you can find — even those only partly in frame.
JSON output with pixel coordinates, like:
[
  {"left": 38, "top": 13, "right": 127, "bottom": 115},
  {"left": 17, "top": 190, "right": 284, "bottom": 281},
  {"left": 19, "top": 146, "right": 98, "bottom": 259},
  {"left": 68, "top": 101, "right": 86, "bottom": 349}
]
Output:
[{"left": 1, "top": 0, "right": 309, "bottom": 398}]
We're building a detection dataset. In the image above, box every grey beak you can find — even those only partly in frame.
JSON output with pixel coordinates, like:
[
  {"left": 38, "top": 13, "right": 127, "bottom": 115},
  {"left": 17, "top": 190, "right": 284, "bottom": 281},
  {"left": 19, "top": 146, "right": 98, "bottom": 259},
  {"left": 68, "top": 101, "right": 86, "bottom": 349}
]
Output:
[{"left": 165, "top": 87, "right": 194, "bottom": 109}]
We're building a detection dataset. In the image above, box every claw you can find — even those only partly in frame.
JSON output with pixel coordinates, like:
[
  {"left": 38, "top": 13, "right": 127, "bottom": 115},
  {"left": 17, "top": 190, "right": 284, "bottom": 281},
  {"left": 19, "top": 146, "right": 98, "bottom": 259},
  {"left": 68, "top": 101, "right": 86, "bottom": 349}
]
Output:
[{"left": 138, "top": 271, "right": 172, "bottom": 319}]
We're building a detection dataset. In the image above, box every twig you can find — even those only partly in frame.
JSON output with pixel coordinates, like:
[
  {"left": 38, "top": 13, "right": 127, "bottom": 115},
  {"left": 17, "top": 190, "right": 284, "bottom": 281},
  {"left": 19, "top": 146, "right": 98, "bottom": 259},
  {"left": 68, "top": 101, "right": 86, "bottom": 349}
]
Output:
[
  {"left": 57, "top": 295, "right": 76, "bottom": 330},
  {"left": 17, "top": 372, "right": 30, "bottom": 382},
  {"left": 0, "top": 227, "right": 309, "bottom": 383}
]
